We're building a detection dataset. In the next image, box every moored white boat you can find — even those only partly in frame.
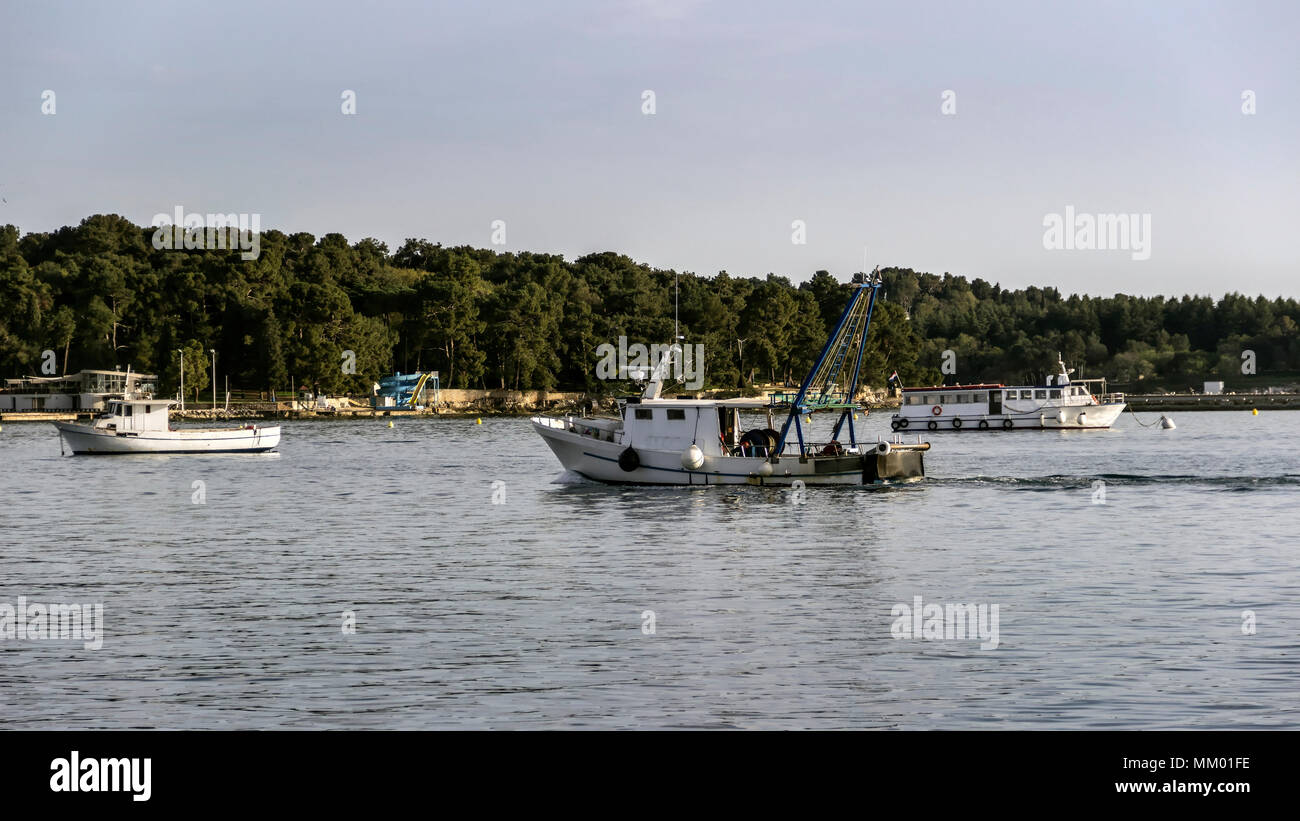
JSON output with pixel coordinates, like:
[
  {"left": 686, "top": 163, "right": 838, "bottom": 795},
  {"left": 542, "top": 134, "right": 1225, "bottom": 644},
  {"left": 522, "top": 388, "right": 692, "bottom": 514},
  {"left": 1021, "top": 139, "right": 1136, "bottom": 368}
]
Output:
[
  {"left": 890, "top": 354, "right": 1125, "bottom": 432},
  {"left": 53, "top": 399, "right": 280, "bottom": 454}
]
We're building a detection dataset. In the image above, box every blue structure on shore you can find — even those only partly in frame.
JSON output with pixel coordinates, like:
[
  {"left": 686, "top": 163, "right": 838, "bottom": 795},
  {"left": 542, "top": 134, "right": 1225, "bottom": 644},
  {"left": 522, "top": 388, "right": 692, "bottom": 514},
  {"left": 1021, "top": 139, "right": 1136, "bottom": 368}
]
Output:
[{"left": 374, "top": 372, "right": 439, "bottom": 409}]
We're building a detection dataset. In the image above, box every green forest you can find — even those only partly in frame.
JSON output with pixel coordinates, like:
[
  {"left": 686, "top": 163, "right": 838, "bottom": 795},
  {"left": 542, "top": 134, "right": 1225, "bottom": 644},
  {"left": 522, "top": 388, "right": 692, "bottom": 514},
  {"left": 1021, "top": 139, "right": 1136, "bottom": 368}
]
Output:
[{"left": 2, "top": 214, "right": 1297, "bottom": 398}]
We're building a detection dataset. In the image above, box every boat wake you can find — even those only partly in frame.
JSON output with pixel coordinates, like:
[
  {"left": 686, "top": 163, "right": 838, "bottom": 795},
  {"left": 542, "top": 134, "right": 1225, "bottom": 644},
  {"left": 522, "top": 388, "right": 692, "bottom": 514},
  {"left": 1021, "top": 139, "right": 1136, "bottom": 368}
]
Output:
[{"left": 934, "top": 473, "right": 1300, "bottom": 491}]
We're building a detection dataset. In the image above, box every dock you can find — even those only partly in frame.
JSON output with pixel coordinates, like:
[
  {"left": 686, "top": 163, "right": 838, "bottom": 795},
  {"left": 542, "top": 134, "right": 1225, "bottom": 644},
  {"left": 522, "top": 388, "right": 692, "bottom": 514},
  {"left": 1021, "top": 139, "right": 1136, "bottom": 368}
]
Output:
[
  {"left": 1124, "top": 393, "right": 1300, "bottom": 411},
  {"left": 0, "top": 411, "right": 91, "bottom": 422}
]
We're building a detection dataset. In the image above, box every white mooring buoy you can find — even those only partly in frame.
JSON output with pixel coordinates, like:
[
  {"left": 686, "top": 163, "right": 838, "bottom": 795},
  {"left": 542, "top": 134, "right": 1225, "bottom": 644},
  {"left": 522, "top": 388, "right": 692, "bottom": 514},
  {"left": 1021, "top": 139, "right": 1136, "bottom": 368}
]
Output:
[{"left": 1160, "top": 415, "right": 1176, "bottom": 429}]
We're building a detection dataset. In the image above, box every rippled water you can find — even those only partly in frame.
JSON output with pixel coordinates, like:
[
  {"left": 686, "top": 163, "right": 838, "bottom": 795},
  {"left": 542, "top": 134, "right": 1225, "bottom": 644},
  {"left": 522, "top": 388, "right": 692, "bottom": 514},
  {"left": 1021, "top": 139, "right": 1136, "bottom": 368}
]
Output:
[{"left": 1, "top": 408, "right": 1297, "bottom": 729}]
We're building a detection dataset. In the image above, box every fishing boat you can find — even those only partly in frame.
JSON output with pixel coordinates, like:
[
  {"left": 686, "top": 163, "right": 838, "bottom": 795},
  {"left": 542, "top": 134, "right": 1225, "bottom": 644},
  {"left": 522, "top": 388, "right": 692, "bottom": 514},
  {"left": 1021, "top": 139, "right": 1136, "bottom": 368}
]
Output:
[
  {"left": 889, "top": 354, "right": 1126, "bottom": 432},
  {"left": 53, "top": 399, "right": 280, "bottom": 454},
  {"left": 531, "top": 270, "right": 928, "bottom": 485}
]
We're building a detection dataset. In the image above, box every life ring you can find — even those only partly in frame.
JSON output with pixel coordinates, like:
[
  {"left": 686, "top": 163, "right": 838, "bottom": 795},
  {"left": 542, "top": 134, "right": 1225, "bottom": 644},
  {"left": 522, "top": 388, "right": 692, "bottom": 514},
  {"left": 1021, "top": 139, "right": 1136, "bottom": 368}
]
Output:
[
  {"left": 977, "top": 419, "right": 989, "bottom": 430},
  {"left": 927, "top": 420, "right": 938, "bottom": 431},
  {"left": 890, "top": 419, "right": 901, "bottom": 431},
  {"left": 618, "top": 446, "right": 640, "bottom": 472},
  {"left": 932, "top": 405, "right": 943, "bottom": 416},
  {"left": 1002, "top": 419, "right": 1014, "bottom": 430},
  {"left": 898, "top": 417, "right": 909, "bottom": 429},
  {"left": 951, "top": 417, "right": 963, "bottom": 429}
]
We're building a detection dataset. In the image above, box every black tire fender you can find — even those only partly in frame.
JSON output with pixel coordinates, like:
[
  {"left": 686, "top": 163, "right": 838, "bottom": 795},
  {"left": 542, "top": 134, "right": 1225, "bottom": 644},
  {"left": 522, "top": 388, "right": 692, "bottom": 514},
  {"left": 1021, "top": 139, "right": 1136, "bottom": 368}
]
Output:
[{"left": 618, "top": 446, "right": 640, "bottom": 472}]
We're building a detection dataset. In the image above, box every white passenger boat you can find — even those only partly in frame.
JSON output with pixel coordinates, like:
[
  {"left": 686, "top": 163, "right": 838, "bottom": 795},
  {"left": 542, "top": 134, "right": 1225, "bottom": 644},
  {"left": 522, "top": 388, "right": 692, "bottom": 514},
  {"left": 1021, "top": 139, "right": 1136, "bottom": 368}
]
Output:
[
  {"left": 53, "top": 399, "right": 280, "bottom": 454},
  {"left": 532, "top": 271, "right": 929, "bottom": 486},
  {"left": 890, "top": 354, "right": 1125, "bottom": 432}
]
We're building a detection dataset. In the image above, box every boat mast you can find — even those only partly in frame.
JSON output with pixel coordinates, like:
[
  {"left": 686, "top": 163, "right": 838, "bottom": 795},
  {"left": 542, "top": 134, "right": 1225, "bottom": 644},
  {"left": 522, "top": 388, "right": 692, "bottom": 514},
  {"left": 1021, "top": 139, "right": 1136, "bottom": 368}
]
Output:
[{"left": 775, "top": 269, "right": 883, "bottom": 455}]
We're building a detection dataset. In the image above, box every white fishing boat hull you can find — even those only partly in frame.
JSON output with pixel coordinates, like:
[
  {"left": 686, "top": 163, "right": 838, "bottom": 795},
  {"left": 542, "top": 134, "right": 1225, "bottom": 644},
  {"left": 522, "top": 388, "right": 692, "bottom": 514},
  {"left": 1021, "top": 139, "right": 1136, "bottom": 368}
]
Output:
[
  {"left": 53, "top": 422, "right": 281, "bottom": 454},
  {"left": 532, "top": 416, "right": 922, "bottom": 486}
]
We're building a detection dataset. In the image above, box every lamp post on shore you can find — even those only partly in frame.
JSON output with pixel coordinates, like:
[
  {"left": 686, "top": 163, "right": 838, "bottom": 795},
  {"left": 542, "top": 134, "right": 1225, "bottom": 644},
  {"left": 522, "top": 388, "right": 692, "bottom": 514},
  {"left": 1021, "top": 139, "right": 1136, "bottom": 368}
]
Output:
[
  {"left": 210, "top": 349, "right": 217, "bottom": 410},
  {"left": 176, "top": 349, "right": 184, "bottom": 411}
]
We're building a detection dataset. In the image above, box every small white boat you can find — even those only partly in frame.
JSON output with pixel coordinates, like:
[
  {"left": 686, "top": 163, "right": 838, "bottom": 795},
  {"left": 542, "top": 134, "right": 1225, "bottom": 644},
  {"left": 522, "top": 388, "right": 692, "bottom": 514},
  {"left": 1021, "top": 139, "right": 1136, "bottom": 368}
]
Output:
[
  {"left": 53, "top": 399, "right": 280, "bottom": 455},
  {"left": 532, "top": 271, "right": 928, "bottom": 486},
  {"left": 890, "top": 354, "right": 1126, "bottom": 432}
]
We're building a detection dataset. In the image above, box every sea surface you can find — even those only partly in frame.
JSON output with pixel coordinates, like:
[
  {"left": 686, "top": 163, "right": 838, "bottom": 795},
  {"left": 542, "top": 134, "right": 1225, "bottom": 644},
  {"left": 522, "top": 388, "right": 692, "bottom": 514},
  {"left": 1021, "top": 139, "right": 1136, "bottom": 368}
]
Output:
[{"left": 1, "top": 409, "right": 1297, "bottom": 729}]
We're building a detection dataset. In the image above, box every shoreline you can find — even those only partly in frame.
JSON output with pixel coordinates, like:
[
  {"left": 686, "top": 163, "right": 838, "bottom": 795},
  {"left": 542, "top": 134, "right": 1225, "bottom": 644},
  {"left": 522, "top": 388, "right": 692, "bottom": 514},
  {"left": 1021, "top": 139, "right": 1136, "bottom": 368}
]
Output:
[{"left": 6, "top": 392, "right": 1299, "bottom": 424}]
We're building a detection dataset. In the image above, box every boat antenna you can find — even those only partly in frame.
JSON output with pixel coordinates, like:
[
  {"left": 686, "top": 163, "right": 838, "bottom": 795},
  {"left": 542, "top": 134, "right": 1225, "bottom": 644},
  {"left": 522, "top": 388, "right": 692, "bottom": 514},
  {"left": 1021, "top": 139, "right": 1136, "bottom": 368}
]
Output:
[{"left": 674, "top": 271, "right": 680, "bottom": 342}]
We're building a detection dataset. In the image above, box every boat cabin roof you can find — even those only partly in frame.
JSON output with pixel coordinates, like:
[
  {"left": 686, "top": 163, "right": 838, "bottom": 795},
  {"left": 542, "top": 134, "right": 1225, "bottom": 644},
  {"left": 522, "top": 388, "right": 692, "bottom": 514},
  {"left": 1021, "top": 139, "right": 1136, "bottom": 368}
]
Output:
[
  {"left": 627, "top": 397, "right": 774, "bottom": 409},
  {"left": 902, "top": 383, "right": 1003, "bottom": 392}
]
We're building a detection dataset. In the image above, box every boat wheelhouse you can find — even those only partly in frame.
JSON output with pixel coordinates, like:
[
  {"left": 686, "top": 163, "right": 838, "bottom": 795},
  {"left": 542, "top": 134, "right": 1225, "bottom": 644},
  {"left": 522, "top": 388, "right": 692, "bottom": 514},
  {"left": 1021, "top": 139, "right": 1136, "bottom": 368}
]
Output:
[
  {"left": 532, "top": 270, "right": 928, "bottom": 486},
  {"left": 52, "top": 399, "right": 280, "bottom": 454},
  {"left": 890, "top": 355, "right": 1125, "bottom": 432}
]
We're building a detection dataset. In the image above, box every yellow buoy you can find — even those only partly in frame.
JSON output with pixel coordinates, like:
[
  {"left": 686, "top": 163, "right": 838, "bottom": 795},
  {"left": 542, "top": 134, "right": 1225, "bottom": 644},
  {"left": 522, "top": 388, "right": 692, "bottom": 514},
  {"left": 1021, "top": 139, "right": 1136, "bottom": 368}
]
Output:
[
  {"left": 475, "top": 418, "right": 482, "bottom": 425},
  {"left": 387, "top": 420, "right": 394, "bottom": 428},
  {"left": 1252, "top": 408, "right": 1259, "bottom": 416}
]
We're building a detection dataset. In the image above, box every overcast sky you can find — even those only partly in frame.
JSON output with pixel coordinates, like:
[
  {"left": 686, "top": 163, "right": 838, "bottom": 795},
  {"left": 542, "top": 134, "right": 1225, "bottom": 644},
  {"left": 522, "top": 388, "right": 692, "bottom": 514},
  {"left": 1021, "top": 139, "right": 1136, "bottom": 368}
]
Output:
[{"left": 3, "top": 0, "right": 1297, "bottom": 297}]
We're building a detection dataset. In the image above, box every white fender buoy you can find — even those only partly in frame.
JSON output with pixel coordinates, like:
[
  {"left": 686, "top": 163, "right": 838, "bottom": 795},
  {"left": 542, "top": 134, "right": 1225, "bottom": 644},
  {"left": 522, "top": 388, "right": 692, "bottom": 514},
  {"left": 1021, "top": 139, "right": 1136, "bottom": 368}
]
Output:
[
  {"left": 875, "top": 441, "right": 892, "bottom": 455},
  {"left": 1056, "top": 410, "right": 1066, "bottom": 424},
  {"left": 1160, "top": 415, "right": 1176, "bottom": 430},
  {"left": 757, "top": 461, "right": 774, "bottom": 477},
  {"left": 1076, "top": 411, "right": 1087, "bottom": 425},
  {"left": 681, "top": 444, "right": 705, "bottom": 470}
]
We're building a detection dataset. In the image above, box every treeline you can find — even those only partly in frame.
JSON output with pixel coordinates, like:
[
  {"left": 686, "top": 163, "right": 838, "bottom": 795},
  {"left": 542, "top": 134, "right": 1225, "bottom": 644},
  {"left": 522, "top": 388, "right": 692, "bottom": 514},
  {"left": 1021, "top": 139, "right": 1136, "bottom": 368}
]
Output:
[
  {"left": 1, "top": 215, "right": 1297, "bottom": 397},
  {"left": 884, "top": 270, "right": 1300, "bottom": 389}
]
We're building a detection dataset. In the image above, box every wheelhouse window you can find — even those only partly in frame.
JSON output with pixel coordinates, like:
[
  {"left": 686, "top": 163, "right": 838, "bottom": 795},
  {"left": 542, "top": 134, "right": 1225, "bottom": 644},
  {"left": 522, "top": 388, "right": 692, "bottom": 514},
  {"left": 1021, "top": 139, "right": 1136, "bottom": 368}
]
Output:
[
  {"left": 1049, "top": 389, "right": 1061, "bottom": 399},
  {"left": 974, "top": 392, "right": 987, "bottom": 403},
  {"left": 1034, "top": 390, "right": 1047, "bottom": 399},
  {"left": 634, "top": 408, "right": 653, "bottom": 420},
  {"left": 666, "top": 408, "right": 686, "bottom": 420}
]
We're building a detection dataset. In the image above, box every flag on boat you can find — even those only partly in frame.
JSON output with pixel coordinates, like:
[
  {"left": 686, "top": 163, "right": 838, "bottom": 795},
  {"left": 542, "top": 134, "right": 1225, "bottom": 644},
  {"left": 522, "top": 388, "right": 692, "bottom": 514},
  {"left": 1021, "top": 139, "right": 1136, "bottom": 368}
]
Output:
[{"left": 888, "top": 371, "right": 900, "bottom": 384}]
